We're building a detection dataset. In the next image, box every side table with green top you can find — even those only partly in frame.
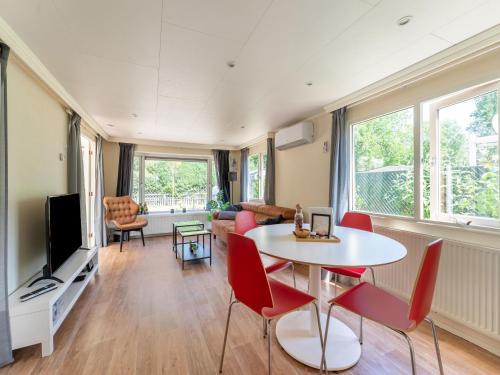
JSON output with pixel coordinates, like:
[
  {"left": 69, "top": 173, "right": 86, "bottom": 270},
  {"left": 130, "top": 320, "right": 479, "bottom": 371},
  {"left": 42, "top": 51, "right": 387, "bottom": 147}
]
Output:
[{"left": 172, "top": 220, "right": 212, "bottom": 269}]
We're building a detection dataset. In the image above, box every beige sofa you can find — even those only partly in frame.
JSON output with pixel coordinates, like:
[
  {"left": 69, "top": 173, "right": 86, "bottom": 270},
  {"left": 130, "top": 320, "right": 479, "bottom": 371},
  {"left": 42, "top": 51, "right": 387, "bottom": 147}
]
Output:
[{"left": 211, "top": 202, "right": 295, "bottom": 243}]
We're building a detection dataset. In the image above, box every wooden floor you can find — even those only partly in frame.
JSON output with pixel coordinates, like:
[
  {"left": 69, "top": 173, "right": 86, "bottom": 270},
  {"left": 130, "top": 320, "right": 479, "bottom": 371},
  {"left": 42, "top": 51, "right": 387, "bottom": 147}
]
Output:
[{"left": 2, "top": 236, "right": 499, "bottom": 375}]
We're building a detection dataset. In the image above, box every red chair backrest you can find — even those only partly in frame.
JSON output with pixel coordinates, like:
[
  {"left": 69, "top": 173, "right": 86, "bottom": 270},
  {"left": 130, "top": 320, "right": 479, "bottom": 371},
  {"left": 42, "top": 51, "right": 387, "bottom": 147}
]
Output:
[
  {"left": 234, "top": 211, "right": 258, "bottom": 235},
  {"left": 340, "top": 212, "right": 373, "bottom": 232},
  {"left": 408, "top": 239, "right": 443, "bottom": 324},
  {"left": 227, "top": 233, "right": 273, "bottom": 315}
]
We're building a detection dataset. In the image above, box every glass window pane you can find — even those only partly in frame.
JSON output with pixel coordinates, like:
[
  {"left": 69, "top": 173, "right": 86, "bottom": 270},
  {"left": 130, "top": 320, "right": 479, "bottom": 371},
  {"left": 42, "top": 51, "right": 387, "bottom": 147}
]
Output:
[
  {"left": 248, "top": 154, "right": 260, "bottom": 199},
  {"left": 353, "top": 108, "right": 414, "bottom": 216},
  {"left": 211, "top": 161, "right": 219, "bottom": 201},
  {"left": 132, "top": 156, "right": 140, "bottom": 203},
  {"left": 437, "top": 90, "right": 499, "bottom": 220},
  {"left": 144, "top": 159, "right": 208, "bottom": 211}
]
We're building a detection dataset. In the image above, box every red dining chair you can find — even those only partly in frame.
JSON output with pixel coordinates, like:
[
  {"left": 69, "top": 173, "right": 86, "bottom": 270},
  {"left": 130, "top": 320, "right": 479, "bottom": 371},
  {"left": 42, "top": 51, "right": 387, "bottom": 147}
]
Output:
[
  {"left": 235, "top": 211, "right": 296, "bottom": 288},
  {"left": 321, "top": 239, "right": 444, "bottom": 375},
  {"left": 323, "top": 212, "right": 375, "bottom": 296},
  {"left": 219, "top": 233, "right": 324, "bottom": 374}
]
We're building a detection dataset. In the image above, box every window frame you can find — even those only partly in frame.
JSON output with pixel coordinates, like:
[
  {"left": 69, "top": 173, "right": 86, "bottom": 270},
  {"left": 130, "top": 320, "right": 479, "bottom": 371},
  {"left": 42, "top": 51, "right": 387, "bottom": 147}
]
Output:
[
  {"left": 80, "top": 134, "right": 96, "bottom": 246},
  {"left": 132, "top": 153, "right": 216, "bottom": 213},
  {"left": 427, "top": 81, "right": 500, "bottom": 228},
  {"left": 348, "top": 79, "right": 500, "bottom": 231}
]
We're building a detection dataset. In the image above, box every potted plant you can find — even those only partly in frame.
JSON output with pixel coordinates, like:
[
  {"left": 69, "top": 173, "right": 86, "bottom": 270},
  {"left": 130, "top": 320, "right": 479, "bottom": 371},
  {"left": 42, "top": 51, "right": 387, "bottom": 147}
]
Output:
[{"left": 207, "top": 191, "right": 230, "bottom": 221}]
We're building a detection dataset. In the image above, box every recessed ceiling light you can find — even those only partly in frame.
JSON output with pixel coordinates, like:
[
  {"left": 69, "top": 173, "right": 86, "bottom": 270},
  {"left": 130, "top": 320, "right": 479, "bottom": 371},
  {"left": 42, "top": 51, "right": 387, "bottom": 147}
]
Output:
[
  {"left": 305, "top": 81, "right": 313, "bottom": 86},
  {"left": 227, "top": 61, "right": 236, "bottom": 68},
  {"left": 131, "top": 113, "right": 138, "bottom": 118},
  {"left": 397, "top": 16, "right": 412, "bottom": 26},
  {"left": 106, "top": 123, "right": 114, "bottom": 127},
  {"left": 137, "top": 132, "right": 143, "bottom": 135}
]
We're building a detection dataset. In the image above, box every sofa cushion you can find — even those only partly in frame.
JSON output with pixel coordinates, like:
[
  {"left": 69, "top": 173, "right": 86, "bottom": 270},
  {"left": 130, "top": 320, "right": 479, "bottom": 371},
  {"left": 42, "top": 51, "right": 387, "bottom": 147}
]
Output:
[
  {"left": 257, "top": 215, "right": 282, "bottom": 225},
  {"left": 257, "top": 204, "right": 295, "bottom": 220},
  {"left": 218, "top": 211, "right": 237, "bottom": 220},
  {"left": 225, "top": 204, "right": 243, "bottom": 212},
  {"left": 240, "top": 202, "right": 264, "bottom": 212}
]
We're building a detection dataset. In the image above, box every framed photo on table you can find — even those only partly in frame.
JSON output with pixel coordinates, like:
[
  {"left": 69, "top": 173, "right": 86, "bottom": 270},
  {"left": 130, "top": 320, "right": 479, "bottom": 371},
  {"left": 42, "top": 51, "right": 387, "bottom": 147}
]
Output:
[{"left": 311, "top": 213, "right": 332, "bottom": 237}]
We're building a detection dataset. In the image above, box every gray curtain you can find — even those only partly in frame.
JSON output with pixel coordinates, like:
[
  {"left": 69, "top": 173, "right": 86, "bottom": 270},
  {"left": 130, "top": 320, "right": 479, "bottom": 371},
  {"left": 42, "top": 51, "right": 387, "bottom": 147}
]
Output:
[
  {"left": 68, "top": 113, "right": 87, "bottom": 247},
  {"left": 212, "top": 150, "right": 230, "bottom": 202},
  {"left": 240, "top": 148, "right": 249, "bottom": 202},
  {"left": 329, "top": 107, "right": 350, "bottom": 224},
  {"left": 0, "top": 42, "right": 13, "bottom": 368},
  {"left": 116, "top": 143, "right": 135, "bottom": 196},
  {"left": 263, "top": 138, "right": 275, "bottom": 205},
  {"left": 94, "top": 135, "right": 107, "bottom": 247}
]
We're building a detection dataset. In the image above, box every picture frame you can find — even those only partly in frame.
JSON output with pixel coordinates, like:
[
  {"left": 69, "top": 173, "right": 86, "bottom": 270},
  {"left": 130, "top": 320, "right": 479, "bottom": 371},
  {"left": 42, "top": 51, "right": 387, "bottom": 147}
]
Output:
[{"left": 311, "top": 213, "right": 332, "bottom": 237}]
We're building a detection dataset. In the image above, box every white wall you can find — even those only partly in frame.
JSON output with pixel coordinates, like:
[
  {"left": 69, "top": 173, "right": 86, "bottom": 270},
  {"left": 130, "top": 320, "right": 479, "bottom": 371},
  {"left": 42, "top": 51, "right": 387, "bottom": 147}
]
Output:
[{"left": 7, "top": 58, "right": 68, "bottom": 293}]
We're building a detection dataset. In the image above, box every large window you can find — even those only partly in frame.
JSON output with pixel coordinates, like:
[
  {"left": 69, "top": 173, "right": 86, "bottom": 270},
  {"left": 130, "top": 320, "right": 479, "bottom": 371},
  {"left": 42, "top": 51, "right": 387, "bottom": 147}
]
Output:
[
  {"left": 424, "top": 82, "right": 499, "bottom": 226},
  {"left": 248, "top": 152, "right": 267, "bottom": 200},
  {"left": 352, "top": 108, "right": 414, "bottom": 217},
  {"left": 132, "top": 155, "right": 215, "bottom": 212},
  {"left": 350, "top": 80, "right": 500, "bottom": 229}
]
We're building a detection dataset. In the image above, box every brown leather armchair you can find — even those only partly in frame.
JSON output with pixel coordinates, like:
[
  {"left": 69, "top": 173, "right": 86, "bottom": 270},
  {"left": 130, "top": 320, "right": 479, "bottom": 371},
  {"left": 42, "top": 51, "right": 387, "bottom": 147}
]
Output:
[{"left": 103, "top": 196, "right": 148, "bottom": 252}]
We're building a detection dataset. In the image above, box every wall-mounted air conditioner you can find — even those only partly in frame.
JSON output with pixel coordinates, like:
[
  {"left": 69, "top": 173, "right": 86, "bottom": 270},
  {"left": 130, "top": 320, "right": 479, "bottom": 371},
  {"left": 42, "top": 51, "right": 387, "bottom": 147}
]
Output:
[{"left": 275, "top": 121, "right": 313, "bottom": 150}]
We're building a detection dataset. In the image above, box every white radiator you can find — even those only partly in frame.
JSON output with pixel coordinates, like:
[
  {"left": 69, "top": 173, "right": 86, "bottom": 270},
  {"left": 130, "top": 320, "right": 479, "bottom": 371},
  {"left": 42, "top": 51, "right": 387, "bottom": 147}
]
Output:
[
  {"left": 370, "top": 226, "right": 500, "bottom": 355},
  {"left": 141, "top": 212, "right": 210, "bottom": 236}
]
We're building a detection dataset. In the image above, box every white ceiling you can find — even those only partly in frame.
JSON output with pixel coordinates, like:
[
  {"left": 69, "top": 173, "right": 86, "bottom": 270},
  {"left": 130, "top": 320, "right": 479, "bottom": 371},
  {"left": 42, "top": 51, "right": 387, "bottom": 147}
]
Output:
[{"left": 1, "top": 0, "right": 499, "bottom": 146}]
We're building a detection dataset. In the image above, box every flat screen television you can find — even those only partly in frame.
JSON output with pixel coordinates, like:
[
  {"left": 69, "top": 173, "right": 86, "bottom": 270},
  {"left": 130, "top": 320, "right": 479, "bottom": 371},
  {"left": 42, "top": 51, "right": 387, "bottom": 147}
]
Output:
[
  {"left": 28, "top": 193, "right": 83, "bottom": 287},
  {"left": 46, "top": 193, "right": 82, "bottom": 275}
]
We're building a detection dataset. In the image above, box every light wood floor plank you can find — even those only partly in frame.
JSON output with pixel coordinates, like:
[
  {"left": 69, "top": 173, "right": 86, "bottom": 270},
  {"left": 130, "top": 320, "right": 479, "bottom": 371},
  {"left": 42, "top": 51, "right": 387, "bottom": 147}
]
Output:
[{"left": 1, "top": 236, "right": 499, "bottom": 374}]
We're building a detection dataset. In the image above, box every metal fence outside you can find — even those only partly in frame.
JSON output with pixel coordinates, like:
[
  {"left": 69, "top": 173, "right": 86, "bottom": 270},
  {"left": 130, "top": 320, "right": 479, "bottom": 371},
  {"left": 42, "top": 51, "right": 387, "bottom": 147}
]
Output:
[
  {"left": 144, "top": 192, "right": 207, "bottom": 211},
  {"left": 355, "top": 165, "right": 499, "bottom": 218}
]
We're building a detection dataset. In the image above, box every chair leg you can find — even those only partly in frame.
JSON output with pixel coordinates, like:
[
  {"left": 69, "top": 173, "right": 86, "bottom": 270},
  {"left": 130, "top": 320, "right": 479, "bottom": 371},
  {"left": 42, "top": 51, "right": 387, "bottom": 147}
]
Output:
[
  {"left": 369, "top": 267, "right": 376, "bottom": 286},
  {"left": 321, "top": 303, "right": 335, "bottom": 374},
  {"left": 140, "top": 228, "right": 145, "bottom": 246},
  {"left": 119, "top": 230, "right": 124, "bottom": 252},
  {"left": 359, "top": 316, "right": 363, "bottom": 345},
  {"left": 291, "top": 263, "right": 296, "bottom": 288},
  {"left": 426, "top": 318, "right": 444, "bottom": 375},
  {"left": 267, "top": 319, "right": 272, "bottom": 375},
  {"left": 263, "top": 317, "right": 267, "bottom": 338},
  {"left": 397, "top": 331, "right": 417, "bottom": 375},
  {"left": 219, "top": 300, "right": 237, "bottom": 373}
]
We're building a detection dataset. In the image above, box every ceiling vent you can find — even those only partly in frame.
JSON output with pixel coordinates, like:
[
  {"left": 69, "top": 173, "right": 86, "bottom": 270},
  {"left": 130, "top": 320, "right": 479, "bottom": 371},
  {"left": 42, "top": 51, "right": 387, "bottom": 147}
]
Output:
[{"left": 275, "top": 121, "right": 314, "bottom": 150}]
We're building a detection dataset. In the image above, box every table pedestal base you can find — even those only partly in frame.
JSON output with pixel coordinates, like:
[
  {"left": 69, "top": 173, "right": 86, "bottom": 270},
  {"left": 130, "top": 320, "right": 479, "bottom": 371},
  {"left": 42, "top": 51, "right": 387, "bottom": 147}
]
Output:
[{"left": 275, "top": 310, "right": 361, "bottom": 371}]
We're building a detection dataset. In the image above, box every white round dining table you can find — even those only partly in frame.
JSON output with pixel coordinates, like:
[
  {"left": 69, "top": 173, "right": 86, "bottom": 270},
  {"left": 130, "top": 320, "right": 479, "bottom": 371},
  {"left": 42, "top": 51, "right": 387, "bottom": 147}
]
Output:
[{"left": 245, "top": 223, "right": 407, "bottom": 371}]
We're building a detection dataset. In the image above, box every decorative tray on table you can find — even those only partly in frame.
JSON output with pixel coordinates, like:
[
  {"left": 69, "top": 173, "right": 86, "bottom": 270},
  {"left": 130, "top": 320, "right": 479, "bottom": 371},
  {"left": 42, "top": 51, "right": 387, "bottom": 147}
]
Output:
[{"left": 292, "top": 228, "right": 340, "bottom": 243}]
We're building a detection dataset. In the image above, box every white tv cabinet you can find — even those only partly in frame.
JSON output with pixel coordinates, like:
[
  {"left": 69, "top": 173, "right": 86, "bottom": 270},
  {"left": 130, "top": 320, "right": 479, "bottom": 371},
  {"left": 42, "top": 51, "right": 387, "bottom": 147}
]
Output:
[{"left": 8, "top": 247, "right": 99, "bottom": 356}]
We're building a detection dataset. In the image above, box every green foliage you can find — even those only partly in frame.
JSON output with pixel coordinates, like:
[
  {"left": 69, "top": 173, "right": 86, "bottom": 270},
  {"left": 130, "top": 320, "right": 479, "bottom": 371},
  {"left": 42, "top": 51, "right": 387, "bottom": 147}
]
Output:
[
  {"left": 207, "top": 191, "right": 230, "bottom": 221},
  {"left": 355, "top": 93, "right": 499, "bottom": 221},
  {"left": 468, "top": 91, "right": 498, "bottom": 137},
  {"left": 144, "top": 159, "right": 207, "bottom": 196}
]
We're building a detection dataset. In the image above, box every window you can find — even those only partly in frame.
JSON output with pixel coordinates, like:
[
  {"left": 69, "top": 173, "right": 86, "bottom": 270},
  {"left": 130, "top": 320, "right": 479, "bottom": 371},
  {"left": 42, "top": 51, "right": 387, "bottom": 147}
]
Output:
[
  {"left": 132, "top": 155, "right": 216, "bottom": 212},
  {"left": 81, "top": 135, "right": 96, "bottom": 246},
  {"left": 352, "top": 107, "right": 414, "bottom": 217},
  {"left": 349, "top": 80, "right": 500, "bottom": 229},
  {"left": 424, "top": 82, "right": 499, "bottom": 227},
  {"left": 248, "top": 152, "right": 267, "bottom": 200}
]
